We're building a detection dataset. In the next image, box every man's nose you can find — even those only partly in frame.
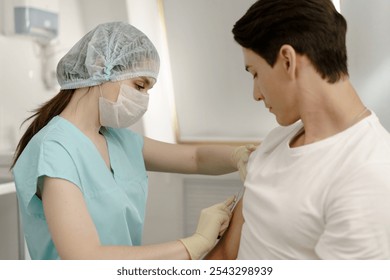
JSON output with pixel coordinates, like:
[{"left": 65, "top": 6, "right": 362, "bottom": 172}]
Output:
[{"left": 253, "top": 85, "right": 263, "bottom": 101}]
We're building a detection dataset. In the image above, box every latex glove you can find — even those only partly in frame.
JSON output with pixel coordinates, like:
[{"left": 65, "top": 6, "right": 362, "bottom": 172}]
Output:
[
  {"left": 180, "top": 196, "right": 235, "bottom": 260},
  {"left": 231, "top": 144, "right": 257, "bottom": 182}
]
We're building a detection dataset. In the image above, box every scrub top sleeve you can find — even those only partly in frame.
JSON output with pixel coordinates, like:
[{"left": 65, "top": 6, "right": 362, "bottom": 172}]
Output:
[
  {"left": 38, "top": 140, "right": 82, "bottom": 191},
  {"left": 15, "top": 140, "right": 82, "bottom": 217}
]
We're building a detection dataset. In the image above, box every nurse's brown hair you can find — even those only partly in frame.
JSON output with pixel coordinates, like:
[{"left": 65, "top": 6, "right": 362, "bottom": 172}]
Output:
[{"left": 10, "top": 90, "right": 74, "bottom": 169}]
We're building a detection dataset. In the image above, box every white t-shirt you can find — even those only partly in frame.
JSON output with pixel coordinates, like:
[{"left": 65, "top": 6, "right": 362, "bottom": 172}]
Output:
[{"left": 238, "top": 112, "right": 390, "bottom": 259}]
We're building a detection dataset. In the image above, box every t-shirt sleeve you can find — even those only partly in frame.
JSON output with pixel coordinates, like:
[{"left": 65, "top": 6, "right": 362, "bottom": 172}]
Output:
[{"left": 315, "top": 163, "right": 390, "bottom": 259}]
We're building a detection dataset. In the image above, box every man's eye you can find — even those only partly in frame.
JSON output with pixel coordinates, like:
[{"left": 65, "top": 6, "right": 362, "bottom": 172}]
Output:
[{"left": 253, "top": 73, "right": 258, "bottom": 79}]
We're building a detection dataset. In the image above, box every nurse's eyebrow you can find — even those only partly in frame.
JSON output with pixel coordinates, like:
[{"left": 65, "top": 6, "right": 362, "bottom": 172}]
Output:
[{"left": 245, "top": 65, "right": 251, "bottom": 72}]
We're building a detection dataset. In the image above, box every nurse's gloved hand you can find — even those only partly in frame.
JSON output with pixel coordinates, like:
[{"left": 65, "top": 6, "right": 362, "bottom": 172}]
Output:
[
  {"left": 231, "top": 144, "right": 257, "bottom": 182},
  {"left": 180, "top": 196, "right": 235, "bottom": 260}
]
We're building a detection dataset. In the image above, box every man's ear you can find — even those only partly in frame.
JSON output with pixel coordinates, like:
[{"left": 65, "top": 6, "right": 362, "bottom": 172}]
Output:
[{"left": 278, "top": 44, "right": 297, "bottom": 80}]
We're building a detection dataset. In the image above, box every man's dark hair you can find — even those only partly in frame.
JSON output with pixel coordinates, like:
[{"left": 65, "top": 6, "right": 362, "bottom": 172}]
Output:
[{"left": 232, "top": 0, "right": 348, "bottom": 83}]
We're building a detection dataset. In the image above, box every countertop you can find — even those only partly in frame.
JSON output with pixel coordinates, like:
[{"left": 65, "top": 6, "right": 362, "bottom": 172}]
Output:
[
  {"left": 0, "top": 181, "right": 16, "bottom": 196},
  {"left": 0, "top": 152, "right": 15, "bottom": 195}
]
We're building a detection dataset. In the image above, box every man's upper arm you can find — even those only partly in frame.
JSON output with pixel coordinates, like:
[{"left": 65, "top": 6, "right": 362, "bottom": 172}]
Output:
[{"left": 205, "top": 198, "right": 244, "bottom": 259}]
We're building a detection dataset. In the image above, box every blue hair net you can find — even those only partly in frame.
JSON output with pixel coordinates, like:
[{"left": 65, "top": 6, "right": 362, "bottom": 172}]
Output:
[{"left": 57, "top": 22, "right": 160, "bottom": 90}]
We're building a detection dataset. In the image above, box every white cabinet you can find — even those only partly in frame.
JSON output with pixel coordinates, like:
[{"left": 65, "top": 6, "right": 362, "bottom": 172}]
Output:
[
  {"left": 0, "top": 154, "right": 27, "bottom": 259},
  {"left": 0, "top": 182, "right": 22, "bottom": 260}
]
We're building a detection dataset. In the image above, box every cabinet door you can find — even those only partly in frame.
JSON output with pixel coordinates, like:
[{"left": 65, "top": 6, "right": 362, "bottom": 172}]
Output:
[{"left": 0, "top": 192, "right": 20, "bottom": 260}]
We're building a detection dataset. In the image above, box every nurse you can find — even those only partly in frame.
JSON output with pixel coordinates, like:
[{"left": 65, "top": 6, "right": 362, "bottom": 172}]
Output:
[{"left": 11, "top": 22, "right": 253, "bottom": 260}]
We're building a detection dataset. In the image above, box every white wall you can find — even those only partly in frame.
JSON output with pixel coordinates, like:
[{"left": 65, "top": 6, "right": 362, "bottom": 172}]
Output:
[
  {"left": 342, "top": 0, "right": 390, "bottom": 130},
  {"left": 0, "top": 0, "right": 86, "bottom": 154},
  {"left": 162, "top": 0, "right": 274, "bottom": 143},
  {"left": 79, "top": 0, "right": 128, "bottom": 31}
]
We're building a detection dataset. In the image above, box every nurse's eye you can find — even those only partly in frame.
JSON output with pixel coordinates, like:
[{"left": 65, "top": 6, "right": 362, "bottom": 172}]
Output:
[
  {"left": 253, "top": 73, "right": 258, "bottom": 80},
  {"left": 135, "top": 83, "right": 145, "bottom": 91}
]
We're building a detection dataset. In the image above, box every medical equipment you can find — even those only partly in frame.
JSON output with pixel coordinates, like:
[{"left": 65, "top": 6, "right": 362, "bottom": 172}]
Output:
[
  {"left": 230, "top": 187, "right": 245, "bottom": 212},
  {"left": 1, "top": 0, "right": 61, "bottom": 90},
  {"left": 1, "top": 0, "right": 59, "bottom": 44}
]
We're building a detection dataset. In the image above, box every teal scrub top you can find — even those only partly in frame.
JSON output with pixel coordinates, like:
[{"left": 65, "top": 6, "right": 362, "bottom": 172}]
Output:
[{"left": 13, "top": 116, "right": 148, "bottom": 259}]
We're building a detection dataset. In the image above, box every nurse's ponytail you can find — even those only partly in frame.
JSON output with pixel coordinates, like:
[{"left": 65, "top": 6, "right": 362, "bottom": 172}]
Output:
[{"left": 10, "top": 89, "right": 74, "bottom": 169}]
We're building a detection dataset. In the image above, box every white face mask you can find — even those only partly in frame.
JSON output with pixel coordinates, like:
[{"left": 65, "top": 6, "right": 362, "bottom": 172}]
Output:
[{"left": 99, "top": 83, "right": 149, "bottom": 128}]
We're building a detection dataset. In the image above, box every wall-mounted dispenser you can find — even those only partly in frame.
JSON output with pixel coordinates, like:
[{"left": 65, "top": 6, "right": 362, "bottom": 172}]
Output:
[
  {"left": 1, "top": 0, "right": 59, "bottom": 44},
  {"left": 1, "top": 0, "right": 61, "bottom": 91}
]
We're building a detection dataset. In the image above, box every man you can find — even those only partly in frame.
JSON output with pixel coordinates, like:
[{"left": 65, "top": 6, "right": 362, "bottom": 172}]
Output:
[{"left": 206, "top": 0, "right": 390, "bottom": 259}]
